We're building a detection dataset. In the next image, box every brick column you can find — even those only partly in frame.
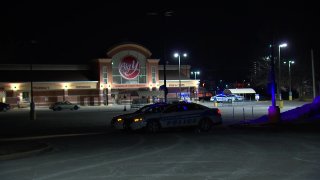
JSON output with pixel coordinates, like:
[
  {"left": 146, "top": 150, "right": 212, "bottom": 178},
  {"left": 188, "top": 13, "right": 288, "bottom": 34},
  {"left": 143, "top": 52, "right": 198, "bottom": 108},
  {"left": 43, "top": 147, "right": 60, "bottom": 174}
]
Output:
[{"left": 63, "top": 89, "right": 68, "bottom": 101}]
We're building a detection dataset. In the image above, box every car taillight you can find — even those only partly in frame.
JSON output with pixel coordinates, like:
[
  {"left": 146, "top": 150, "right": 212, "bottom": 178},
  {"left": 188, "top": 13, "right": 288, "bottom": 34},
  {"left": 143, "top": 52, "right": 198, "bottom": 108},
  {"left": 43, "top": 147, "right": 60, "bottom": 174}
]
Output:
[{"left": 217, "top": 109, "right": 221, "bottom": 116}]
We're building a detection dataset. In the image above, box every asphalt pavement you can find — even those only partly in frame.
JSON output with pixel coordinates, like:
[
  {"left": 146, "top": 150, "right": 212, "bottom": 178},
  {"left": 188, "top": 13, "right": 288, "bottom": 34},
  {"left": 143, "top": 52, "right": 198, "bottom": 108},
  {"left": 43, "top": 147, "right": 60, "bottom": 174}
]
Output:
[{"left": 0, "top": 100, "right": 314, "bottom": 160}]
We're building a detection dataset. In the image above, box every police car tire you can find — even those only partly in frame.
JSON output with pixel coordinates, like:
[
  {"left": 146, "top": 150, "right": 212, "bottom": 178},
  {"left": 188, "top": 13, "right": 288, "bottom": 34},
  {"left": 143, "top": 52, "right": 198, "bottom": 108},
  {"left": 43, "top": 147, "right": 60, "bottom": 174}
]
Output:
[
  {"left": 146, "top": 120, "right": 161, "bottom": 133},
  {"left": 199, "top": 118, "right": 213, "bottom": 132}
]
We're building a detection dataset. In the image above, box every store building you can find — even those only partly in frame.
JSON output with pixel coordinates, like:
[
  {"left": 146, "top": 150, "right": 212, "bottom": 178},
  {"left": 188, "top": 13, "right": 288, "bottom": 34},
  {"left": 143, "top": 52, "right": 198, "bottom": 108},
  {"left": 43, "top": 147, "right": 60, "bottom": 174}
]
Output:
[{"left": 0, "top": 43, "right": 199, "bottom": 107}]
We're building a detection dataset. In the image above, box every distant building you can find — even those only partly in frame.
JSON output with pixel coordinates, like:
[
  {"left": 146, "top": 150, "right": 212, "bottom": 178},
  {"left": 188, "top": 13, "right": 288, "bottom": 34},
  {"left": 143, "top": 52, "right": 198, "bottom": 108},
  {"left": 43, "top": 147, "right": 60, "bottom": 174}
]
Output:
[{"left": 0, "top": 43, "right": 199, "bottom": 107}]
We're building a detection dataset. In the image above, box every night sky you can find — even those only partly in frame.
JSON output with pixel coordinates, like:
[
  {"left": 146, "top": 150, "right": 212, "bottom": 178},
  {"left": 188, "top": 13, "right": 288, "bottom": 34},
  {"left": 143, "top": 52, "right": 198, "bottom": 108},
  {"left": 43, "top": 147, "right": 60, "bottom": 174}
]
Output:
[{"left": 1, "top": 1, "right": 319, "bottom": 81}]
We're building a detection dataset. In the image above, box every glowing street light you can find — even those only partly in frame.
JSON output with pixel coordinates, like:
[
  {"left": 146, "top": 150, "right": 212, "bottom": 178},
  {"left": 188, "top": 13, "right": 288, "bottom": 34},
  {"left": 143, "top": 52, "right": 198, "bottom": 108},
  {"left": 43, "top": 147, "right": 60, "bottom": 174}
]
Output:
[
  {"left": 174, "top": 52, "right": 187, "bottom": 99},
  {"left": 191, "top": 71, "right": 200, "bottom": 102},
  {"left": 283, "top": 60, "right": 294, "bottom": 101},
  {"left": 278, "top": 43, "right": 287, "bottom": 101},
  {"left": 191, "top": 71, "right": 200, "bottom": 80}
]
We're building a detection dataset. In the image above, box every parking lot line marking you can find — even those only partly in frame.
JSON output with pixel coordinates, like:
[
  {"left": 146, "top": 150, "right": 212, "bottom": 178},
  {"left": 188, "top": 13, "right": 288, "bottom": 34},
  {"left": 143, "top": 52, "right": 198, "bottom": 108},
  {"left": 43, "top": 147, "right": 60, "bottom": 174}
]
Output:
[{"left": 0, "top": 132, "right": 105, "bottom": 142}]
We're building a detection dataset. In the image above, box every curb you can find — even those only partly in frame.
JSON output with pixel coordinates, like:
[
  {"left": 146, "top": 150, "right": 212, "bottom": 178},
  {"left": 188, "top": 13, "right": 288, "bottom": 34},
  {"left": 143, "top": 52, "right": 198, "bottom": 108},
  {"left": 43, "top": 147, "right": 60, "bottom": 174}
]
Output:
[{"left": 0, "top": 143, "right": 52, "bottom": 161}]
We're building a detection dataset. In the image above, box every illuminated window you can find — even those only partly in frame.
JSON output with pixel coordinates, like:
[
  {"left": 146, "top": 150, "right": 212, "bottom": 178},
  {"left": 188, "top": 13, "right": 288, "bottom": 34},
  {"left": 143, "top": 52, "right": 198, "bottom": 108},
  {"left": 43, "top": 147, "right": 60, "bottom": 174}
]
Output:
[
  {"left": 152, "top": 66, "right": 156, "bottom": 83},
  {"left": 102, "top": 66, "right": 108, "bottom": 84}
]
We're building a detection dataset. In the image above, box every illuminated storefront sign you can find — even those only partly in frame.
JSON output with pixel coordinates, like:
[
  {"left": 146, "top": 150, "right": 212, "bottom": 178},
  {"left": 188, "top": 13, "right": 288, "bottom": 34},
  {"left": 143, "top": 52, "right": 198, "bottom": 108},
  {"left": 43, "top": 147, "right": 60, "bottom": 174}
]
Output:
[
  {"left": 168, "top": 83, "right": 185, "bottom": 87},
  {"left": 113, "top": 84, "right": 147, "bottom": 88},
  {"left": 33, "top": 86, "right": 50, "bottom": 90},
  {"left": 118, "top": 55, "right": 140, "bottom": 80}
]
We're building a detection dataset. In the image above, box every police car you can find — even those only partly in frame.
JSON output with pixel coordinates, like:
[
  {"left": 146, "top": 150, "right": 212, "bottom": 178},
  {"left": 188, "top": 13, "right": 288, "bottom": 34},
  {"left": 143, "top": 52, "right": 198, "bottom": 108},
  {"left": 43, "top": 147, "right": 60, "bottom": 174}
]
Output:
[
  {"left": 111, "top": 103, "right": 168, "bottom": 131},
  {"left": 129, "top": 102, "right": 222, "bottom": 132},
  {"left": 210, "top": 94, "right": 229, "bottom": 102}
]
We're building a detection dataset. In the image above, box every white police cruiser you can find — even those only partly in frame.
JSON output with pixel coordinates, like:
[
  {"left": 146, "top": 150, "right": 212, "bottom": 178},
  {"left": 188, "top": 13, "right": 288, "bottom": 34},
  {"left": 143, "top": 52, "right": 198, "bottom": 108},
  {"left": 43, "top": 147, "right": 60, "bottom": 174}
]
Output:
[
  {"left": 111, "top": 103, "right": 168, "bottom": 131},
  {"left": 129, "top": 102, "right": 222, "bottom": 132},
  {"left": 210, "top": 94, "right": 244, "bottom": 102}
]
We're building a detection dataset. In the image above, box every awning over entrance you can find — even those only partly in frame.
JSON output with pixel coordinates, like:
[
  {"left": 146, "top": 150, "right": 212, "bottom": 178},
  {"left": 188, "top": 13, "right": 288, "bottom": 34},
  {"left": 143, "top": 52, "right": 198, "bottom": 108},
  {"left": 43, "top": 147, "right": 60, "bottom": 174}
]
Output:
[{"left": 223, "top": 88, "right": 256, "bottom": 94}]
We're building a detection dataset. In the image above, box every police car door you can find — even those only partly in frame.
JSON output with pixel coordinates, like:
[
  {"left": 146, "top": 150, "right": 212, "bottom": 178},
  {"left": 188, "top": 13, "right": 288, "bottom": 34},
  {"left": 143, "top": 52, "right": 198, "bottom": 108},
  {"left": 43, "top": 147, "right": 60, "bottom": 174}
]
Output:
[{"left": 160, "top": 104, "right": 195, "bottom": 128}]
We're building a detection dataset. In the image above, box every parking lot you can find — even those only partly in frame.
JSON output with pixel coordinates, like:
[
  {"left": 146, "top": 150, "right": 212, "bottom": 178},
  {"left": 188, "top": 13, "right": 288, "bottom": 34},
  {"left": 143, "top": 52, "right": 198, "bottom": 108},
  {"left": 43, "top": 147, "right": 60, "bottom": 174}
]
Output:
[
  {"left": 0, "top": 100, "right": 310, "bottom": 137},
  {"left": 0, "top": 99, "right": 320, "bottom": 180},
  {"left": 2, "top": 100, "right": 320, "bottom": 180}
]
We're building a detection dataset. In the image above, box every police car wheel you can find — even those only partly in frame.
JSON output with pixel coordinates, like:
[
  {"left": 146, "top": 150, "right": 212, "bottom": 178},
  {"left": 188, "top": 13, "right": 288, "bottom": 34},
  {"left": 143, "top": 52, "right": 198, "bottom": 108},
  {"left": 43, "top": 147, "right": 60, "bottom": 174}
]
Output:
[
  {"left": 146, "top": 121, "right": 160, "bottom": 133},
  {"left": 198, "top": 118, "right": 213, "bottom": 132}
]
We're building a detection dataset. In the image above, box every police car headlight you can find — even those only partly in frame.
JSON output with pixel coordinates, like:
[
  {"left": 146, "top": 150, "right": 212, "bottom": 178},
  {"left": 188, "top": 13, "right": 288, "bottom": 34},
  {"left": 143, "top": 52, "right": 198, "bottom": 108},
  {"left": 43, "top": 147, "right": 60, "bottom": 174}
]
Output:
[
  {"left": 117, "top": 118, "right": 122, "bottom": 122},
  {"left": 134, "top": 117, "right": 143, "bottom": 122}
]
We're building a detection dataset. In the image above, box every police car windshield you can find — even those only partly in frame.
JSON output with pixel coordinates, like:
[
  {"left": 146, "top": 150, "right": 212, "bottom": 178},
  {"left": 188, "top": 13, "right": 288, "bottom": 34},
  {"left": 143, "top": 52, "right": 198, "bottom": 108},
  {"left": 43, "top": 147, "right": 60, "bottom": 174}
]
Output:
[{"left": 135, "top": 105, "right": 152, "bottom": 113}]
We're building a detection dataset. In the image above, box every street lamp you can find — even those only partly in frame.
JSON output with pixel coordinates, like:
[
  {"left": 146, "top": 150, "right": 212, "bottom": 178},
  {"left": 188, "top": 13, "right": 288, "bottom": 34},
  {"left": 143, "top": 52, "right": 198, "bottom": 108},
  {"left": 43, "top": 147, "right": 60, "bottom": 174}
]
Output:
[
  {"left": 174, "top": 52, "right": 187, "bottom": 100},
  {"left": 283, "top": 60, "right": 294, "bottom": 101},
  {"left": 191, "top": 71, "right": 200, "bottom": 102},
  {"left": 191, "top": 71, "right": 200, "bottom": 80},
  {"left": 278, "top": 43, "right": 287, "bottom": 101},
  {"left": 147, "top": 11, "right": 173, "bottom": 103},
  {"left": 29, "top": 40, "right": 37, "bottom": 120}
]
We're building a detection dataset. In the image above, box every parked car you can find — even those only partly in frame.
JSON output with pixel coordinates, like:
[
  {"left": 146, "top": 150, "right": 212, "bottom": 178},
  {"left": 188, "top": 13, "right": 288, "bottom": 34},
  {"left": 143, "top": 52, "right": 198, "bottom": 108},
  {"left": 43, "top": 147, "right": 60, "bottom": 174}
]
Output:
[
  {"left": 18, "top": 100, "right": 30, "bottom": 108},
  {"left": 227, "top": 94, "right": 244, "bottom": 101},
  {"left": 0, "top": 102, "right": 10, "bottom": 112},
  {"left": 210, "top": 94, "right": 229, "bottom": 102},
  {"left": 111, "top": 103, "right": 168, "bottom": 131},
  {"left": 113, "top": 102, "right": 222, "bottom": 132},
  {"left": 210, "top": 94, "right": 243, "bottom": 102},
  {"left": 49, "top": 101, "right": 80, "bottom": 111}
]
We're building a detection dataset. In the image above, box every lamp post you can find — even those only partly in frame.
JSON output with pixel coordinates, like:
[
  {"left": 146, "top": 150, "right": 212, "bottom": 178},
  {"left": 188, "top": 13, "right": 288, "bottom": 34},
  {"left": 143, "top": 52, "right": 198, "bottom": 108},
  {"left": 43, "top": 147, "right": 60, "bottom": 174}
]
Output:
[
  {"left": 267, "top": 43, "right": 281, "bottom": 123},
  {"left": 191, "top": 71, "right": 200, "bottom": 101},
  {"left": 29, "top": 40, "right": 37, "bottom": 120},
  {"left": 278, "top": 43, "right": 287, "bottom": 101},
  {"left": 191, "top": 71, "right": 200, "bottom": 80},
  {"left": 174, "top": 53, "right": 187, "bottom": 100},
  {"left": 147, "top": 10, "right": 173, "bottom": 103},
  {"left": 30, "top": 64, "right": 35, "bottom": 120},
  {"left": 284, "top": 60, "right": 294, "bottom": 101}
]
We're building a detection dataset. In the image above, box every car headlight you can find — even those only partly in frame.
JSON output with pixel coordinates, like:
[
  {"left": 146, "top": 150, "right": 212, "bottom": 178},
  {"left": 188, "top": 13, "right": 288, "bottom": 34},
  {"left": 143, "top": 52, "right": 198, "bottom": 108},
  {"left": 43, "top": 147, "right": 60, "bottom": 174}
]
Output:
[
  {"left": 133, "top": 117, "right": 143, "bottom": 122},
  {"left": 117, "top": 118, "right": 123, "bottom": 122}
]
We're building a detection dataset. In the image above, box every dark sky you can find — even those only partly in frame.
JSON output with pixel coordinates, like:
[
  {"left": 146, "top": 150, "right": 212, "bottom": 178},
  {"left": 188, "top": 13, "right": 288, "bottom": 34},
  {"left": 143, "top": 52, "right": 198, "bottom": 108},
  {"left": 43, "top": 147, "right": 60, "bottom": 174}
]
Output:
[{"left": 1, "top": 1, "right": 319, "bottom": 81}]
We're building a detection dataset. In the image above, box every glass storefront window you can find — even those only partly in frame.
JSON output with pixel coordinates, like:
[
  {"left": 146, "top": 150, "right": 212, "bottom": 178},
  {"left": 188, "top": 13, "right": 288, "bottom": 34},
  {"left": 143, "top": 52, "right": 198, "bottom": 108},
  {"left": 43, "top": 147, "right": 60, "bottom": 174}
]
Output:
[
  {"left": 102, "top": 66, "right": 108, "bottom": 83},
  {"left": 152, "top": 66, "right": 156, "bottom": 83}
]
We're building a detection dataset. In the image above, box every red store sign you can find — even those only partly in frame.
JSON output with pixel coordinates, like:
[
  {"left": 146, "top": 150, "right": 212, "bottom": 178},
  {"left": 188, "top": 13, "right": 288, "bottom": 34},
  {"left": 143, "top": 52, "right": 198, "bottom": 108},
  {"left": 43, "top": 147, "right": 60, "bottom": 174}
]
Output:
[{"left": 118, "top": 56, "right": 140, "bottom": 80}]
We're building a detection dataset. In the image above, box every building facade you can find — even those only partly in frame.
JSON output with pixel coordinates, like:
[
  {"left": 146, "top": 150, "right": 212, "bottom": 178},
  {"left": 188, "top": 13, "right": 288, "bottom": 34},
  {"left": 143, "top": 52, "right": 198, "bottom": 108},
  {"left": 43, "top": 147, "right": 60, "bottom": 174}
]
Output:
[{"left": 0, "top": 43, "right": 199, "bottom": 107}]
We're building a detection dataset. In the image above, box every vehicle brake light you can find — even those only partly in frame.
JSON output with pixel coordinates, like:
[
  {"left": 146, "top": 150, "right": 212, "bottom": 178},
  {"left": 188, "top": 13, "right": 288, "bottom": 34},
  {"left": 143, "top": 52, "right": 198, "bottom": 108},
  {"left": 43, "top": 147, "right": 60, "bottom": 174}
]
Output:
[{"left": 217, "top": 109, "right": 221, "bottom": 115}]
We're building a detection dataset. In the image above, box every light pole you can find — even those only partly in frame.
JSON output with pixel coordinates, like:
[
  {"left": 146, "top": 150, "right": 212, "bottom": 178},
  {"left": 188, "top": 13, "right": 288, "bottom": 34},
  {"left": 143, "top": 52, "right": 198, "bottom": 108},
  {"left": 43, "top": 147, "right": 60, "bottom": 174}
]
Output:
[
  {"left": 174, "top": 52, "right": 187, "bottom": 100},
  {"left": 191, "top": 71, "right": 200, "bottom": 101},
  {"left": 191, "top": 71, "right": 200, "bottom": 80},
  {"left": 29, "top": 40, "right": 37, "bottom": 120},
  {"left": 278, "top": 43, "right": 287, "bottom": 101},
  {"left": 267, "top": 43, "right": 280, "bottom": 123},
  {"left": 147, "top": 10, "right": 173, "bottom": 103},
  {"left": 284, "top": 60, "right": 294, "bottom": 101}
]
